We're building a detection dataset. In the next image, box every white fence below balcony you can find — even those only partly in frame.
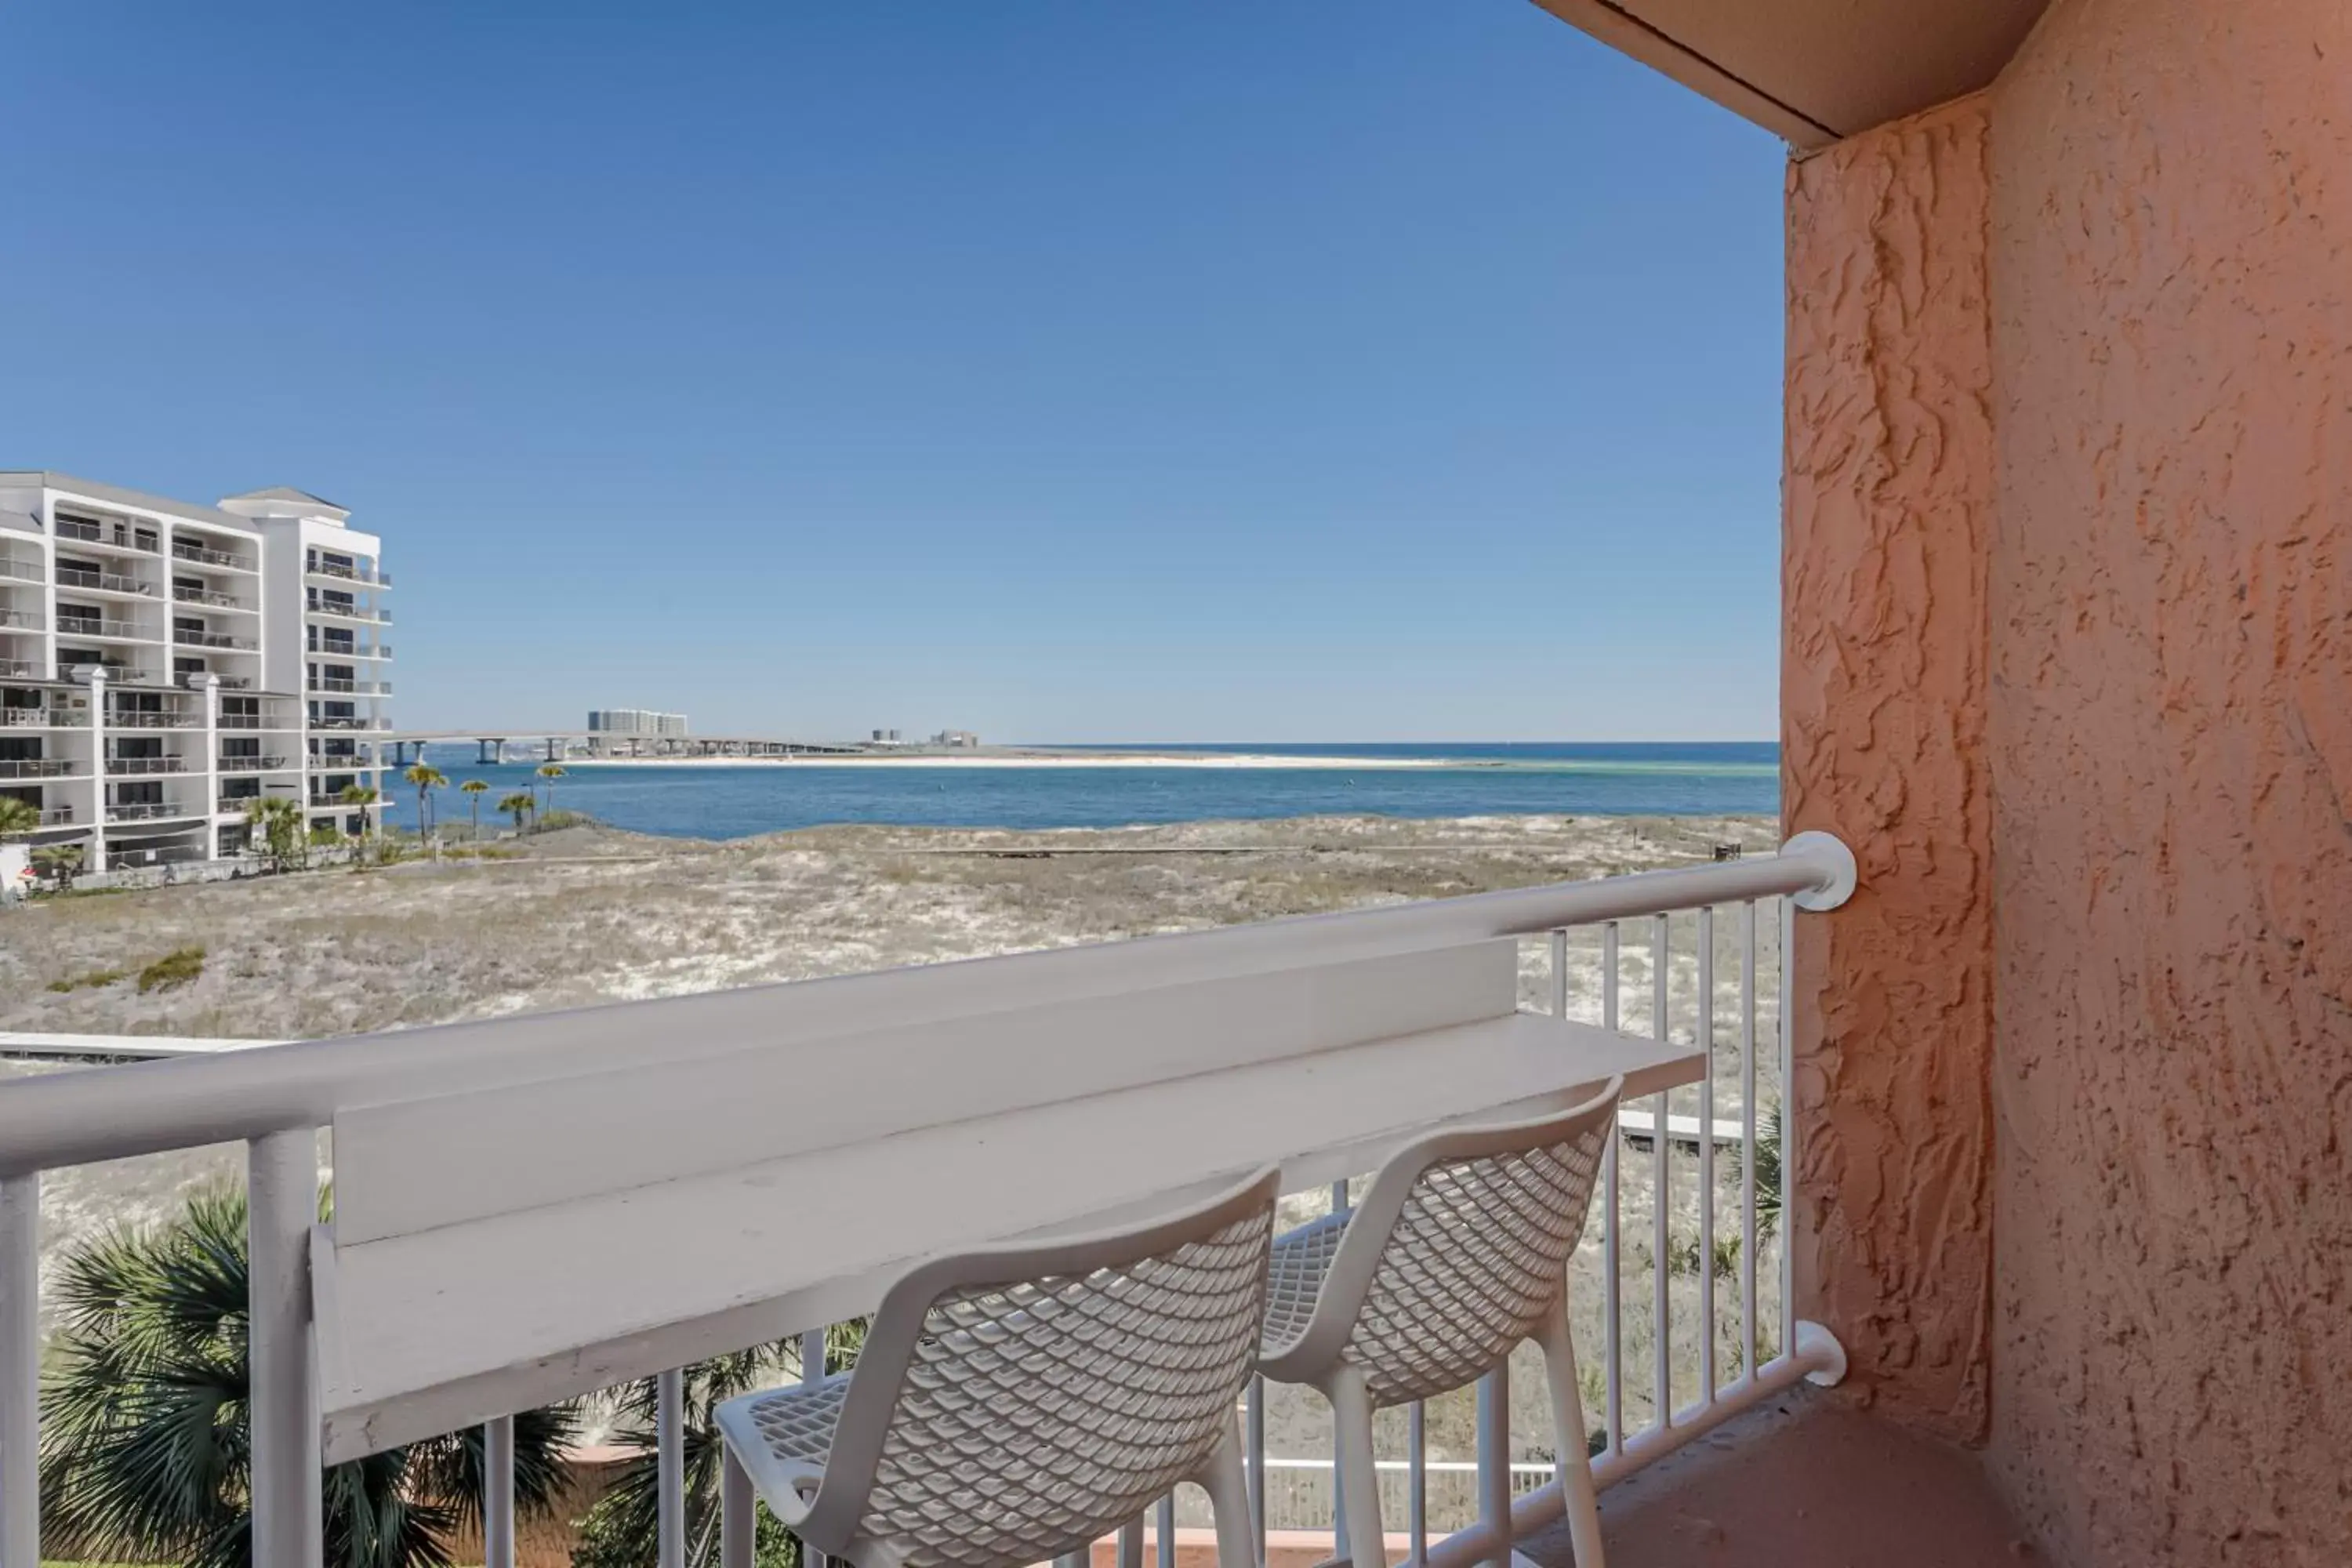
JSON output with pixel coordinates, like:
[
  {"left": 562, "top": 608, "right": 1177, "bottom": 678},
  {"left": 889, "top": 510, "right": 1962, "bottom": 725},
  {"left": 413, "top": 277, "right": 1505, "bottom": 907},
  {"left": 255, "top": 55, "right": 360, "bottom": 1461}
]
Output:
[{"left": 0, "top": 837, "right": 1854, "bottom": 1568}]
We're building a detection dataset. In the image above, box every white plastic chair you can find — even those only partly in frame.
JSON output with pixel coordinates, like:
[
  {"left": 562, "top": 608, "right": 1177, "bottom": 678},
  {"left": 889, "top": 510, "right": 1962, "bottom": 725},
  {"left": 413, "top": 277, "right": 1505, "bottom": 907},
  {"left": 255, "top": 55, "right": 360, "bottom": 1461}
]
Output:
[
  {"left": 716, "top": 1167, "right": 1280, "bottom": 1568},
  {"left": 1258, "top": 1077, "right": 1624, "bottom": 1568}
]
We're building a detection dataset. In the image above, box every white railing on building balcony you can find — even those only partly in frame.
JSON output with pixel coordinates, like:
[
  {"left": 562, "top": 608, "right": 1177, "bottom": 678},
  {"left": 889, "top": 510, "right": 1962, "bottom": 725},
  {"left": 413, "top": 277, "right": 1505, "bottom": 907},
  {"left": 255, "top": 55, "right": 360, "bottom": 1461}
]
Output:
[
  {"left": 104, "top": 755, "right": 190, "bottom": 775},
  {"left": 174, "top": 629, "right": 260, "bottom": 651},
  {"left": 103, "top": 800, "right": 200, "bottom": 822},
  {"left": 0, "top": 659, "right": 39, "bottom": 679},
  {"left": 218, "top": 753, "right": 292, "bottom": 771},
  {"left": 307, "top": 560, "right": 390, "bottom": 587},
  {"left": 0, "top": 554, "right": 43, "bottom": 584},
  {"left": 0, "top": 837, "right": 1856, "bottom": 1568},
  {"left": 0, "top": 610, "right": 42, "bottom": 631},
  {"left": 1, "top": 708, "right": 87, "bottom": 728},
  {"left": 173, "top": 584, "right": 252, "bottom": 609},
  {"left": 170, "top": 539, "right": 258, "bottom": 571},
  {"left": 0, "top": 758, "right": 78, "bottom": 779},
  {"left": 107, "top": 709, "right": 202, "bottom": 728},
  {"left": 307, "top": 597, "right": 390, "bottom": 621},
  {"left": 58, "top": 519, "right": 161, "bottom": 554},
  {"left": 56, "top": 617, "right": 147, "bottom": 641},
  {"left": 55, "top": 566, "right": 156, "bottom": 596}
]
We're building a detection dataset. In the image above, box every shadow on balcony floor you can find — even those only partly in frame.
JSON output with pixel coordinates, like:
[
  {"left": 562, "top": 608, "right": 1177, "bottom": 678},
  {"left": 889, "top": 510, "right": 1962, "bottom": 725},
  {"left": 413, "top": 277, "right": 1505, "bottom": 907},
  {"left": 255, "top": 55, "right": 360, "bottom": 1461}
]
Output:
[{"left": 1518, "top": 1387, "right": 2038, "bottom": 1568}]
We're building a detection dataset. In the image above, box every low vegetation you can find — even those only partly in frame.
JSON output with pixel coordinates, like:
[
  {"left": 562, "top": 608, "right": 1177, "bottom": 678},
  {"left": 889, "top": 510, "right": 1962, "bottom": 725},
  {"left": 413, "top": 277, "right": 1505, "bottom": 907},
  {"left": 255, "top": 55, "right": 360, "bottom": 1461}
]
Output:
[
  {"left": 134, "top": 946, "right": 205, "bottom": 993},
  {"left": 46, "top": 966, "right": 129, "bottom": 994}
]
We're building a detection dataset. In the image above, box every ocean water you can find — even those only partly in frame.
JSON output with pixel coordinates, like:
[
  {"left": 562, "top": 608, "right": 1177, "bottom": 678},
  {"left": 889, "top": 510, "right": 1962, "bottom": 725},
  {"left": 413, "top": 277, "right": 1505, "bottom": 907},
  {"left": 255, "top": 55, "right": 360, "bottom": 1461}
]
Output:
[{"left": 386, "top": 742, "right": 1778, "bottom": 840}]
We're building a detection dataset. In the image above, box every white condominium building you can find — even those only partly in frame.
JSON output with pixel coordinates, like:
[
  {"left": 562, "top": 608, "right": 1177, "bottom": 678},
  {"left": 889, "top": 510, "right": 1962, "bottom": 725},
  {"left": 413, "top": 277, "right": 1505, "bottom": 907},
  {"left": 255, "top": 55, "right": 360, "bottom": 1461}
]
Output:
[{"left": 0, "top": 472, "right": 392, "bottom": 873}]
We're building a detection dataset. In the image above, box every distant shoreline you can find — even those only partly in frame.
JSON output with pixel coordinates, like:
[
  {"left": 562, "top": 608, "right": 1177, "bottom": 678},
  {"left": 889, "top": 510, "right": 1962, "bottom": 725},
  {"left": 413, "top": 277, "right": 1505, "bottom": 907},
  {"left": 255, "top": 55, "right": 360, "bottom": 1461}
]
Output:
[{"left": 560, "top": 750, "right": 1456, "bottom": 771}]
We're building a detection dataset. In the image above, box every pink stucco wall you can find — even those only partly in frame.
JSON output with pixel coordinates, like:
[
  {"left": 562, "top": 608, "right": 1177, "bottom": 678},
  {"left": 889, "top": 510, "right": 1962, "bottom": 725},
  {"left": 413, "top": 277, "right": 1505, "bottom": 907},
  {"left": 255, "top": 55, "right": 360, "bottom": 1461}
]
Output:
[
  {"left": 1784, "top": 1, "right": 2350, "bottom": 1556},
  {"left": 1782, "top": 96, "right": 1996, "bottom": 1445},
  {"left": 1984, "top": 0, "right": 2352, "bottom": 1562}
]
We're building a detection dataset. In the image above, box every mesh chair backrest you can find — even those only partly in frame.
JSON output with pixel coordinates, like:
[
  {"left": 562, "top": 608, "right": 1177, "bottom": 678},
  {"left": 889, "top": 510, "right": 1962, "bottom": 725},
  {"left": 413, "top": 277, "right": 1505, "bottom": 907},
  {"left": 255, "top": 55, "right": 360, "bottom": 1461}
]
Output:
[
  {"left": 1341, "top": 1102, "right": 1611, "bottom": 1405},
  {"left": 840, "top": 1187, "right": 1275, "bottom": 1568}
]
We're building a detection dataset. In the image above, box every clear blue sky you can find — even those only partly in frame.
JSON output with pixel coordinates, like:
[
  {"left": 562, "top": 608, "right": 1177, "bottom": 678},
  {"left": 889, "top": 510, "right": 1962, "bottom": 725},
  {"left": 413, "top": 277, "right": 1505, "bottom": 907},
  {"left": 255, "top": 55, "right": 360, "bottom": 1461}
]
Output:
[{"left": 2, "top": 2, "right": 1785, "bottom": 742}]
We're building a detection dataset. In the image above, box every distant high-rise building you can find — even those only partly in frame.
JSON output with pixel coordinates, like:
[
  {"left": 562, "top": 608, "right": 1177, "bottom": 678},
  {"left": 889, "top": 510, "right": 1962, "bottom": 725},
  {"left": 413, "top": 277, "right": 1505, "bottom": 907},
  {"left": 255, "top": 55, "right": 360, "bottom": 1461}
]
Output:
[{"left": 589, "top": 708, "right": 688, "bottom": 738}]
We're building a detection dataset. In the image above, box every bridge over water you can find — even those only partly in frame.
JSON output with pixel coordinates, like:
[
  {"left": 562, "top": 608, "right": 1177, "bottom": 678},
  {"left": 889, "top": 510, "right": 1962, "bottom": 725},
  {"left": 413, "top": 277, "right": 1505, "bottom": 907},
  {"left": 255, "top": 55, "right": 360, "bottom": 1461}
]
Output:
[{"left": 376, "top": 730, "right": 873, "bottom": 766}]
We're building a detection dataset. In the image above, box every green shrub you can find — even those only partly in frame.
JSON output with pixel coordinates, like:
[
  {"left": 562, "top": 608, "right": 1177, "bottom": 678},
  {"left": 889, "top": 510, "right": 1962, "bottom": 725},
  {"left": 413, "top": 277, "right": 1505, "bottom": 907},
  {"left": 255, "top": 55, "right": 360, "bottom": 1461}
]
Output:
[
  {"left": 47, "top": 967, "right": 129, "bottom": 993},
  {"left": 135, "top": 946, "right": 205, "bottom": 993}
]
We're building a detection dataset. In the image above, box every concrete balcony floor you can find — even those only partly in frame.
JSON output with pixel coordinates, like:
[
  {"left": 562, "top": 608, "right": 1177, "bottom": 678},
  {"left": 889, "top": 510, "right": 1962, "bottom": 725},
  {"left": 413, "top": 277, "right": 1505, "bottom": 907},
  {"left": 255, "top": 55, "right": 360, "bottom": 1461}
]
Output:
[{"left": 1520, "top": 1389, "right": 2034, "bottom": 1568}]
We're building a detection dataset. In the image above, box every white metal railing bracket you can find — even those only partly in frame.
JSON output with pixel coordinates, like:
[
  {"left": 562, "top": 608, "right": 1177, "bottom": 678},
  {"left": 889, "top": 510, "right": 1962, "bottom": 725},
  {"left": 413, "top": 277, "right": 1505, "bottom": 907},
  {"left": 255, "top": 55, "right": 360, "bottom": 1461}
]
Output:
[
  {"left": 1783, "top": 830, "right": 1857, "bottom": 912},
  {"left": 1795, "top": 1319, "right": 1850, "bottom": 1386}
]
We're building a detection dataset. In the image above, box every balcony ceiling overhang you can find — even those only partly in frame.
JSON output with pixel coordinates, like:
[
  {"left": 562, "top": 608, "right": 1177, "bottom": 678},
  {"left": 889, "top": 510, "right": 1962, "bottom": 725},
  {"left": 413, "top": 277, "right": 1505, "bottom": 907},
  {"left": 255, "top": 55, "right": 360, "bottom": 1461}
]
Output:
[{"left": 1529, "top": 0, "right": 2049, "bottom": 150}]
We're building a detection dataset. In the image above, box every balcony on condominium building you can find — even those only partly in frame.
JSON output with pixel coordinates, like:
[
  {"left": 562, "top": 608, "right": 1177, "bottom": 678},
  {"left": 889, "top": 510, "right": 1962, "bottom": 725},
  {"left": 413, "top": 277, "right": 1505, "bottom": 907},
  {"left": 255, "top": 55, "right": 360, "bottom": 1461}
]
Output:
[
  {"left": 56, "top": 516, "right": 162, "bottom": 556},
  {"left": 53, "top": 564, "right": 157, "bottom": 599},
  {"left": 169, "top": 537, "right": 260, "bottom": 572},
  {"left": 173, "top": 627, "right": 261, "bottom": 652}
]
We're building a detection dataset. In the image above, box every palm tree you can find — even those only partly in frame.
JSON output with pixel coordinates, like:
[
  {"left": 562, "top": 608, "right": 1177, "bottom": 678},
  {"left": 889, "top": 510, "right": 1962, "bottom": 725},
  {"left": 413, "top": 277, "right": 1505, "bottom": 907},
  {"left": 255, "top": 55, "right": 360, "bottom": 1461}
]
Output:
[
  {"left": 0, "top": 794, "right": 38, "bottom": 837},
  {"left": 1725, "top": 1102, "right": 1784, "bottom": 1240},
  {"left": 339, "top": 782, "right": 381, "bottom": 838},
  {"left": 572, "top": 1325, "right": 862, "bottom": 1568},
  {"left": 246, "top": 796, "right": 306, "bottom": 871},
  {"left": 535, "top": 761, "right": 567, "bottom": 818},
  {"left": 498, "top": 791, "right": 535, "bottom": 833},
  {"left": 459, "top": 778, "right": 489, "bottom": 840},
  {"left": 403, "top": 762, "right": 448, "bottom": 837},
  {"left": 38, "top": 1185, "right": 579, "bottom": 1568}
]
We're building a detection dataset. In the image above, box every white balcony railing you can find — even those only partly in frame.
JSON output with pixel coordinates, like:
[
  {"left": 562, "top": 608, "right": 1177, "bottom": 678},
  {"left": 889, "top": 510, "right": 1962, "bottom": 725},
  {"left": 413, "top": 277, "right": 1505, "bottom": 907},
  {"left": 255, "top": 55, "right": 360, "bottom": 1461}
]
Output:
[
  {"left": 104, "top": 755, "right": 189, "bottom": 775},
  {"left": 0, "top": 839, "right": 1857, "bottom": 1568},
  {"left": 307, "top": 598, "right": 390, "bottom": 623},
  {"left": 103, "top": 800, "right": 201, "bottom": 822},
  {"left": 174, "top": 628, "right": 260, "bottom": 651},
  {"left": 170, "top": 539, "right": 258, "bottom": 572},
  {"left": 173, "top": 584, "right": 253, "bottom": 610},
  {"left": 58, "top": 518, "right": 161, "bottom": 554},
  {"left": 307, "top": 560, "right": 390, "bottom": 587},
  {"left": 55, "top": 566, "right": 156, "bottom": 596},
  {"left": 56, "top": 617, "right": 147, "bottom": 641}
]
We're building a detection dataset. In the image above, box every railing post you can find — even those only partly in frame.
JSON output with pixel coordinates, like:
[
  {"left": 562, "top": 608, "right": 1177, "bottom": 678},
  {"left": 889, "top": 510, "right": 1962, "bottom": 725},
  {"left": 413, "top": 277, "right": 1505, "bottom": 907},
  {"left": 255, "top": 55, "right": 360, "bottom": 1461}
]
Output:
[
  {"left": 1330, "top": 1179, "right": 1352, "bottom": 1568},
  {"left": 800, "top": 1328, "right": 829, "bottom": 1568},
  {"left": 721, "top": 1447, "right": 755, "bottom": 1568},
  {"left": 248, "top": 1129, "right": 321, "bottom": 1568},
  {"left": 2, "top": 1174, "right": 38, "bottom": 1568},
  {"left": 1406, "top": 1400, "right": 1427, "bottom": 1566},
  {"left": 1247, "top": 1373, "right": 1268, "bottom": 1568},
  {"left": 1475, "top": 1370, "right": 1510, "bottom": 1568},
  {"left": 656, "top": 1367, "right": 686, "bottom": 1568},
  {"left": 484, "top": 1415, "right": 516, "bottom": 1568},
  {"left": 1650, "top": 913, "right": 1671, "bottom": 1430}
]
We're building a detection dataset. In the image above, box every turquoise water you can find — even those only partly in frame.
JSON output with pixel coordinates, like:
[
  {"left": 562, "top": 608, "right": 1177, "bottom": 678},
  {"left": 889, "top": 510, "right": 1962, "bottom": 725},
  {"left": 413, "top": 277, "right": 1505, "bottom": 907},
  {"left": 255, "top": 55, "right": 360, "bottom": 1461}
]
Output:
[{"left": 389, "top": 742, "right": 1779, "bottom": 840}]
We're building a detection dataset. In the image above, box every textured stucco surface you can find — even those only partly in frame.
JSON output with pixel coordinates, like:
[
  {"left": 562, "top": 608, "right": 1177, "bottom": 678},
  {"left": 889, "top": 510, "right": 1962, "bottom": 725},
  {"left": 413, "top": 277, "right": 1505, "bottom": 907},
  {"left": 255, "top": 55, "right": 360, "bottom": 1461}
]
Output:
[
  {"left": 1985, "top": 0, "right": 2352, "bottom": 1563},
  {"left": 1781, "top": 96, "right": 1996, "bottom": 1443}
]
